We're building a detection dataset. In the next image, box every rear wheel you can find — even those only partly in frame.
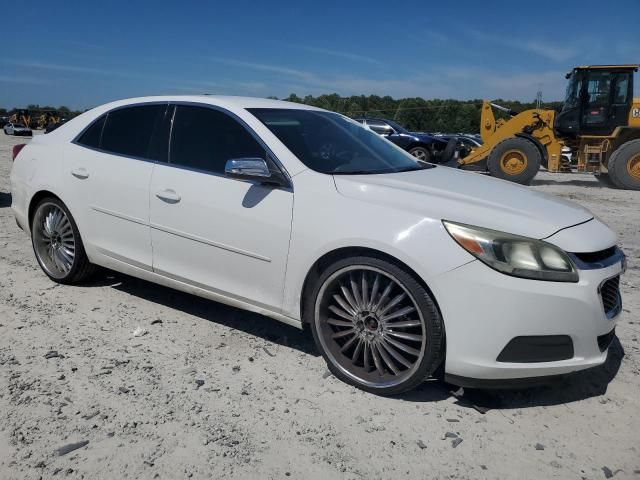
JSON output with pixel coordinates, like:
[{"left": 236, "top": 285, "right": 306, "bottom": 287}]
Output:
[
  {"left": 31, "top": 198, "right": 95, "bottom": 284},
  {"left": 487, "top": 137, "right": 541, "bottom": 185},
  {"left": 607, "top": 139, "right": 640, "bottom": 191},
  {"left": 409, "top": 146, "right": 431, "bottom": 163},
  {"left": 309, "top": 256, "right": 444, "bottom": 395}
]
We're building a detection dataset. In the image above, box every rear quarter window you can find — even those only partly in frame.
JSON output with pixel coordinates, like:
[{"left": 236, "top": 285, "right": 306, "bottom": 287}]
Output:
[{"left": 76, "top": 115, "right": 106, "bottom": 149}]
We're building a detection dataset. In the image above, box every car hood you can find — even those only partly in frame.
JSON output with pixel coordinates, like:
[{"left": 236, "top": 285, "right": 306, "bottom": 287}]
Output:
[
  {"left": 333, "top": 167, "right": 594, "bottom": 239},
  {"left": 409, "top": 133, "right": 446, "bottom": 144}
]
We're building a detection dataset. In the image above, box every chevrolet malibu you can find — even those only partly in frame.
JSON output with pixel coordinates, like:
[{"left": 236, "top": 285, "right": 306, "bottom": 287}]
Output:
[{"left": 10, "top": 96, "right": 625, "bottom": 394}]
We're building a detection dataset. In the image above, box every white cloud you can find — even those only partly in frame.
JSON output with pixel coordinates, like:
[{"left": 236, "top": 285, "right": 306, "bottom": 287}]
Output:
[
  {"left": 0, "top": 75, "right": 49, "bottom": 85},
  {"left": 292, "top": 46, "right": 380, "bottom": 65},
  {"left": 10, "top": 61, "right": 135, "bottom": 77},
  {"left": 466, "top": 29, "right": 579, "bottom": 62},
  {"left": 209, "top": 57, "right": 317, "bottom": 82}
]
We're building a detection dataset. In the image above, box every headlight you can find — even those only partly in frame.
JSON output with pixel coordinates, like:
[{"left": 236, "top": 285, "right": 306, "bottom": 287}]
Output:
[{"left": 443, "top": 221, "right": 578, "bottom": 282}]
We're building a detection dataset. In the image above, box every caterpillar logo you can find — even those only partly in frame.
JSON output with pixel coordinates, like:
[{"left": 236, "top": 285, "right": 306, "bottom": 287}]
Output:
[{"left": 633, "top": 108, "right": 640, "bottom": 118}]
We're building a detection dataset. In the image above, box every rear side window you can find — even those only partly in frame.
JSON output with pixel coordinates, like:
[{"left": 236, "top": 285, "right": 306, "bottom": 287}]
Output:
[
  {"left": 77, "top": 115, "right": 106, "bottom": 149},
  {"left": 100, "top": 105, "right": 166, "bottom": 159},
  {"left": 169, "top": 105, "right": 264, "bottom": 174}
]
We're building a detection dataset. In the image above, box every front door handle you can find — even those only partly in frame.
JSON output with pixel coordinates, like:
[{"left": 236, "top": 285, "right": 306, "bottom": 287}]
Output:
[
  {"left": 71, "top": 167, "right": 89, "bottom": 179},
  {"left": 155, "top": 189, "right": 181, "bottom": 204}
]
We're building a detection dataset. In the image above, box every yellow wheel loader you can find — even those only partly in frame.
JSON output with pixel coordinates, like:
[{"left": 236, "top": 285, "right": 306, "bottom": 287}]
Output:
[{"left": 460, "top": 65, "right": 640, "bottom": 190}]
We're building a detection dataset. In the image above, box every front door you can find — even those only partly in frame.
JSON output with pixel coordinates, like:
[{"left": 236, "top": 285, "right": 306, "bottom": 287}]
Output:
[
  {"left": 580, "top": 70, "right": 633, "bottom": 135},
  {"left": 149, "top": 104, "right": 294, "bottom": 311}
]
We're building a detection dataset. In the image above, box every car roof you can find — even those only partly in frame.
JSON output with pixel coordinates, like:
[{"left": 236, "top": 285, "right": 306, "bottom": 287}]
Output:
[
  {"left": 38, "top": 95, "right": 327, "bottom": 142},
  {"left": 95, "top": 95, "right": 324, "bottom": 112}
]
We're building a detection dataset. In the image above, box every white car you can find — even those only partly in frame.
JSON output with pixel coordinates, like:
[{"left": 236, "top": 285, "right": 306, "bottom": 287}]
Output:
[
  {"left": 10, "top": 96, "right": 625, "bottom": 394},
  {"left": 4, "top": 122, "right": 33, "bottom": 136}
]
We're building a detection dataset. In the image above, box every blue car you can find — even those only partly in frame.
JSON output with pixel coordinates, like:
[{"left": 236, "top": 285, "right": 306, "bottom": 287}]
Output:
[{"left": 353, "top": 117, "right": 450, "bottom": 163}]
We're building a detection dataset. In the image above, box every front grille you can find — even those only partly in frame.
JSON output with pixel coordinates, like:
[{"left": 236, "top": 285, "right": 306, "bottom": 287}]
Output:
[
  {"left": 600, "top": 276, "right": 621, "bottom": 319},
  {"left": 573, "top": 246, "right": 617, "bottom": 264}
]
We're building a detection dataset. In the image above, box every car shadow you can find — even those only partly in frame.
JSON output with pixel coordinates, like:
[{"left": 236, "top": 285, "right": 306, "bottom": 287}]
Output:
[
  {"left": 0, "top": 191, "right": 12, "bottom": 208},
  {"left": 531, "top": 178, "right": 609, "bottom": 188},
  {"left": 84, "top": 270, "right": 319, "bottom": 356},
  {"left": 83, "top": 270, "right": 624, "bottom": 408}
]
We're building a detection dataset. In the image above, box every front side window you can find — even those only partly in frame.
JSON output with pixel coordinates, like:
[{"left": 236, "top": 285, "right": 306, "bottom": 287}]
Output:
[
  {"left": 612, "top": 73, "right": 630, "bottom": 104},
  {"left": 249, "top": 108, "right": 429, "bottom": 175},
  {"left": 100, "top": 105, "right": 166, "bottom": 158},
  {"left": 169, "top": 105, "right": 264, "bottom": 174}
]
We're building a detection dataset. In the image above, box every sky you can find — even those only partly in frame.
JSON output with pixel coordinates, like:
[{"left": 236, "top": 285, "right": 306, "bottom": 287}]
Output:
[{"left": 1, "top": 0, "right": 638, "bottom": 110}]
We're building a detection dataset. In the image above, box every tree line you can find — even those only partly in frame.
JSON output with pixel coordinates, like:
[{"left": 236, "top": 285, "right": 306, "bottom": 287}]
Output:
[
  {"left": 2, "top": 96, "right": 564, "bottom": 134},
  {"left": 281, "top": 94, "right": 563, "bottom": 134}
]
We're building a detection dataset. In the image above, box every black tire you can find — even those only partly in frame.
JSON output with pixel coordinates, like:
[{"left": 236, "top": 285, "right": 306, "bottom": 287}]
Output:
[
  {"left": 441, "top": 138, "right": 458, "bottom": 164},
  {"left": 408, "top": 146, "right": 431, "bottom": 163},
  {"left": 607, "top": 139, "right": 640, "bottom": 191},
  {"left": 308, "top": 255, "right": 444, "bottom": 395},
  {"left": 487, "top": 137, "right": 541, "bottom": 185},
  {"left": 31, "top": 197, "right": 95, "bottom": 284}
]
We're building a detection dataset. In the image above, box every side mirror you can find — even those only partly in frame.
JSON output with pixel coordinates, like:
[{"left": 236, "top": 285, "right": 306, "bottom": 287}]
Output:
[{"left": 224, "top": 158, "right": 289, "bottom": 187}]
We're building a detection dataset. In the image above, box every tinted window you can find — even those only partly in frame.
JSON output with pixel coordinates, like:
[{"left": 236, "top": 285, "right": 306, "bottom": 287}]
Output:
[
  {"left": 147, "top": 105, "right": 172, "bottom": 162},
  {"left": 170, "top": 106, "right": 264, "bottom": 174},
  {"left": 77, "top": 115, "right": 106, "bottom": 149},
  {"left": 101, "top": 105, "right": 166, "bottom": 158},
  {"left": 250, "top": 108, "right": 430, "bottom": 175},
  {"left": 613, "top": 73, "right": 630, "bottom": 104}
]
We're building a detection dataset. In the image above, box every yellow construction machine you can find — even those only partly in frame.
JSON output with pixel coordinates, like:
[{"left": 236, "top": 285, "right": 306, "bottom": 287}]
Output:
[{"left": 460, "top": 65, "right": 640, "bottom": 190}]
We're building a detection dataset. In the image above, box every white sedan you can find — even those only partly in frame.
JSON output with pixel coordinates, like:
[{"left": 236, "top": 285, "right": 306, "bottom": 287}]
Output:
[
  {"left": 4, "top": 122, "right": 33, "bottom": 136},
  {"left": 10, "top": 96, "right": 625, "bottom": 394}
]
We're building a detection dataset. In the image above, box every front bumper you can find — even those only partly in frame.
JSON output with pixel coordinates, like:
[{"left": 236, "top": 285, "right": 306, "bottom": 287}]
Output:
[{"left": 432, "top": 251, "right": 624, "bottom": 383}]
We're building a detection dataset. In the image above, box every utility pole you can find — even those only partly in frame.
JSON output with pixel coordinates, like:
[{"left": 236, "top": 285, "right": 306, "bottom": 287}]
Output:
[{"left": 536, "top": 83, "right": 543, "bottom": 109}]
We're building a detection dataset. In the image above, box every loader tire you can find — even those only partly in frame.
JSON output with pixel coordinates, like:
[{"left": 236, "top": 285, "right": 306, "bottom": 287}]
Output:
[
  {"left": 487, "top": 137, "right": 541, "bottom": 185},
  {"left": 607, "top": 139, "right": 640, "bottom": 191}
]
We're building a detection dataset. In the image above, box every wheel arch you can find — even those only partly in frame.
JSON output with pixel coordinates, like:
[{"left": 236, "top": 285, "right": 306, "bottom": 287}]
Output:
[
  {"left": 406, "top": 141, "right": 432, "bottom": 152},
  {"left": 28, "top": 190, "right": 64, "bottom": 229},
  {"left": 299, "top": 246, "right": 444, "bottom": 327}
]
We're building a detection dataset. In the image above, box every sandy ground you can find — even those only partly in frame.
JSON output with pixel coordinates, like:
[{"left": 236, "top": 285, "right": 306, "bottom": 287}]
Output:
[{"left": 0, "top": 131, "right": 638, "bottom": 480}]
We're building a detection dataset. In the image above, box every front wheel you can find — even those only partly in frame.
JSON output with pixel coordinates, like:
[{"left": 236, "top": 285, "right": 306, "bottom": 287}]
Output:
[
  {"left": 309, "top": 256, "right": 444, "bottom": 395},
  {"left": 487, "top": 137, "right": 541, "bottom": 185},
  {"left": 31, "top": 198, "right": 95, "bottom": 284},
  {"left": 408, "top": 146, "right": 431, "bottom": 163}
]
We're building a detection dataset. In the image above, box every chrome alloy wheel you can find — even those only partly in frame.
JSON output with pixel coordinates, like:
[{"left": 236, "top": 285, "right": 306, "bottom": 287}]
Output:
[
  {"left": 32, "top": 202, "right": 76, "bottom": 279},
  {"left": 410, "top": 149, "right": 428, "bottom": 161},
  {"left": 315, "top": 266, "right": 426, "bottom": 389}
]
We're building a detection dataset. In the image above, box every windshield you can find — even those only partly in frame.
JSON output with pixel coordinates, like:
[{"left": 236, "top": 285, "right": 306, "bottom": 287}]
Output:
[
  {"left": 562, "top": 73, "right": 582, "bottom": 111},
  {"left": 14, "top": 123, "right": 26, "bottom": 128},
  {"left": 249, "top": 108, "right": 431, "bottom": 175},
  {"left": 384, "top": 119, "right": 409, "bottom": 134}
]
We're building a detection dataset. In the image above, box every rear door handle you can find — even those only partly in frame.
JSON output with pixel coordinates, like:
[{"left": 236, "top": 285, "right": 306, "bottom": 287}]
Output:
[
  {"left": 71, "top": 167, "right": 89, "bottom": 179},
  {"left": 155, "top": 189, "right": 181, "bottom": 203}
]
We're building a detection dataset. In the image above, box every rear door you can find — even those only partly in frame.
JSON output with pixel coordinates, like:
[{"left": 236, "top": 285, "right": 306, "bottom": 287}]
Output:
[
  {"left": 66, "top": 103, "right": 169, "bottom": 268},
  {"left": 149, "top": 104, "right": 293, "bottom": 311}
]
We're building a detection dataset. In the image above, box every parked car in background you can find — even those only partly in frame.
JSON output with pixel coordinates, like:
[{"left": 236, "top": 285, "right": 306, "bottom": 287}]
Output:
[
  {"left": 4, "top": 122, "right": 33, "bottom": 136},
  {"left": 10, "top": 96, "right": 625, "bottom": 394},
  {"left": 562, "top": 146, "right": 573, "bottom": 165},
  {"left": 433, "top": 133, "right": 483, "bottom": 159},
  {"left": 353, "top": 117, "right": 450, "bottom": 163},
  {"left": 45, "top": 119, "right": 68, "bottom": 134}
]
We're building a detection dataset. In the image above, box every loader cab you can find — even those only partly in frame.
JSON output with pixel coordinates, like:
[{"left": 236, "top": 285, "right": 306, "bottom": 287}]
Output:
[{"left": 555, "top": 65, "right": 637, "bottom": 137}]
